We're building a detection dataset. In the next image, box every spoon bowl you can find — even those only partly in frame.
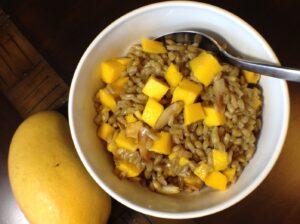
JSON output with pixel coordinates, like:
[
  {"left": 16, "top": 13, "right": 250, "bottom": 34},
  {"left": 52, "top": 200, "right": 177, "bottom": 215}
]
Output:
[{"left": 157, "top": 30, "right": 300, "bottom": 82}]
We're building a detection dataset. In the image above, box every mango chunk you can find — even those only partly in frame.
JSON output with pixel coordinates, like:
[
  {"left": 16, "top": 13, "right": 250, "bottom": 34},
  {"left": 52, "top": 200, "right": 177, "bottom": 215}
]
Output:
[
  {"left": 194, "top": 162, "right": 210, "bottom": 181},
  {"left": 141, "top": 38, "right": 167, "bottom": 54},
  {"left": 205, "top": 171, "right": 228, "bottom": 191},
  {"left": 142, "top": 98, "right": 164, "bottom": 128},
  {"left": 242, "top": 70, "right": 260, "bottom": 84},
  {"left": 125, "top": 114, "right": 137, "bottom": 123},
  {"left": 168, "top": 152, "right": 177, "bottom": 160},
  {"left": 100, "top": 59, "right": 125, "bottom": 84},
  {"left": 172, "top": 79, "right": 202, "bottom": 105},
  {"left": 184, "top": 175, "right": 202, "bottom": 189},
  {"left": 115, "top": 130, "right": 137, "bottom": 151},
  {"left": 134, "top": 111, "right": 142, "bottom": 120},
  {"left": 223, "top": 167, "right": 236, "bottom": 182},
  {"left": 107, "top": 142, "right": 117, "bottom": 153},
  {"left": 142, "top": 76, "right": 169, "bottom": 100},
  {"left": 116, "top": 57, "right": 132, "bottom": 66},
  {"left": 97, "top": 89, "right": 117, "bottom": 112},
  {"left": 190, "top": 51, "right": 222, "bottom": 86},
  {"left": 179, "top": 157, "right": 190, "bottom": 166},
  {"left": 203, "top": 106, "right": 226, "bottom": 126},
  {"left": 212, "top": 149, "right": 228, "bottom": 171},
  {"left": 150, "top": 132, "right": 172, "bottom": 155},
  {"left": 110, "top": 76, "right": 129, "bottom": 95},
  {"left": 184, "top": 103, "right": 205, "bottom": 125},
  {"left": 97, "top": 123, "right": 114, "bottom": 142},
  {"left": 165, "top": 63, "right": 183, "bottom": 87},
  {"left": 115, "top": 160, "right": 143, "bottom": 177}
]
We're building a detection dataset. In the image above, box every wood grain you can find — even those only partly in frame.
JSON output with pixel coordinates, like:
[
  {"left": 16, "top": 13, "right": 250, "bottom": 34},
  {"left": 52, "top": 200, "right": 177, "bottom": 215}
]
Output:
[{"left": 0, "top": 8, "right": 68, "bottom": 118}]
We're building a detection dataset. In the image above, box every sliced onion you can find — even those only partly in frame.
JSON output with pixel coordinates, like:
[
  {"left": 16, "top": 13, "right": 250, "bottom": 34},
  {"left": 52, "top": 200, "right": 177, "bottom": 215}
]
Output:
[
  {"left": 157, "top": 185, "right": 180, "bottom": 194},
  {"left": 213, "top": 78, "right": 226, "bottom": 113},
  {"left": 155, "top": 101, "right": 184, "bottom": 129},
  {"left": 125, "top": 121, "right": 143, "bottom": 139}
]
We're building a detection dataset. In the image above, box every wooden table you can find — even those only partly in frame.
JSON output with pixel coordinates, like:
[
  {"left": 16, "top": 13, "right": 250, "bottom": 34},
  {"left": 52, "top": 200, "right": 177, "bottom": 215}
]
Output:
[{"left": 1, "top": 1, "right": 300, "bottom": 223}]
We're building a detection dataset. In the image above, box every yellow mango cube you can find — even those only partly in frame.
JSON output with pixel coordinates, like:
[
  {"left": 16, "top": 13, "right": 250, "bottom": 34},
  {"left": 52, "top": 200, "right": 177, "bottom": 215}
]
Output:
[
  {"left": 172, "top": 79, "right": 202, "bottom": 105},
  {"left": 97, "top": 123, "right": 114, "bottom": 142},
  {"left": 203, "top": 106, "right": 226, "bottom": 126},
  {"left": 150, "top": 132, "right": 172, "bottom": 155},
  {"left": 165, "top": 63, "right": 183, "bottom": 87},
  {"left": 179, "top": 157, "right": 190, "bottom": 166},
  {"left": 141, "top": 38, "right": 167, "bottom": 54},
  {"left": 142, "top": 76, "right": 169, "bottom": 101},
  {"left": 190, "top": 51, "right": 222, "bottom": 86},
  {"left": 97, "top": 89, "right": 117, "bottom": 111},
  {"left": 212, "top": 149, "right": 228, "bottom": 171},
  {"left": 115, "top": 130, "right": 137, "bottom": 151},
  {"left": 110, "top": 76, "right": 129, "bottom": 95},
  {"left": 115, "top": 160, "right": 143, "bottom": 177},
  {"left": 168, "top": 152, "right": 177, "bottom": 160},
  {"left": 107, "top": 142, "right": 117, "bottom": 153},
  {"left": 100, "top": 59, "right": 125, "bottom": 83},
  {"left": 223, "top": 167, "right": 236, "bottom": 182},
  {"left": 125, "top": 114, "right": 137, "bottom": 123},
  {"left": 184, "top": 175, "right": 202, "bottom": 189},
  {"left": 116, "top": 57, "right": 132, "bottom": 66},
  {"left": 205, "top": 171, "right": 228, "bottom": 191},
  {"left": 134, "top": 111, "right": 142, "bottom": 120},
  {"left": 184, "top": 103, "right": 206, "bottom": 125},
  {"left": 242, "top": 70, "right": 260, "bottom": 84},
  {"left": 142, "top": 98, "right": 164, "bottom": 128},
  {"left": 194, "top": 162, "right": 210, "bottom": 181}
]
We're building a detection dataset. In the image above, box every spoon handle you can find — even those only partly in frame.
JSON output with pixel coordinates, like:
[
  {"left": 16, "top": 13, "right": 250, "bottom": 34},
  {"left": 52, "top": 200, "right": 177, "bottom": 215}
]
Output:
[{"left": 225, "top": 54, "right": 300, "bottom": 82}]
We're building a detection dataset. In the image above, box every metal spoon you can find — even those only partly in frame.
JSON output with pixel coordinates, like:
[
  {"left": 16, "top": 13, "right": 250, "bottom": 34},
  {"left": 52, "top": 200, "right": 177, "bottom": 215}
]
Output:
[{"left": 156, "top": 30, "right": 300, "bottom": 82}]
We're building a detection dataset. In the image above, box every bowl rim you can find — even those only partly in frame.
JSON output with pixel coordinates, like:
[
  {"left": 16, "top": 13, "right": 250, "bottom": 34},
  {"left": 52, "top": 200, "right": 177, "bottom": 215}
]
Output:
[{"left": 68, "top": 1, "right": 290, "bottom": 219}]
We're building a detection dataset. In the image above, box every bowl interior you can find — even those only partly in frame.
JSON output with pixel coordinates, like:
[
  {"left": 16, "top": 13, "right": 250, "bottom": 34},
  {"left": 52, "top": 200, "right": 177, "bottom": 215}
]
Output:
[{"left": 69, "top": 2, "right": 289, "bottom": 218}]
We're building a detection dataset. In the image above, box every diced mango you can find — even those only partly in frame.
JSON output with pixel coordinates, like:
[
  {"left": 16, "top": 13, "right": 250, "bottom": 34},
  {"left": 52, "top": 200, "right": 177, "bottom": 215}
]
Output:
[
  {"left": 125, "top": 114, "right": 137, "bottom": 123},
  {"left": 141, "top": 38, "right": 167, "bottom": 54},
  {"left": 184, "top": 175, "right": 202, "bottom": 189},
  {"left": 100, "top": 59, "right": 125, "bottom": 83},
  {"left": 150, "top": 132, "right": 172, "bottom": 155},
  {"left": 97, "top": 123, "right": 114, "bottom": 142},
  {"left": 212, "top": 149, "right": 228, "bottom": 171},
  {"left": 172, "top": 79, "right": 202, "bottom": 105},
  {"left": 168, "top": 152, "right": 177, "bottom": 160},
  {"left": 116, "top": 57, "right": 132, "bottom": 66},
  {"left": 142, "top": 98, "right": 164, "bottom": 128},
  {"left": 107, "top": 143, "right": 117, "bottom": 153},
  {"left": 107, "top": 132, "right": 119, "bottom": 153},
  {"left": 203, "top": 106, "right": 226, "bottom": 126},
  {"left": 134, "top": 111, "right": 142, "bottom": 120},
  {"left": 97, "top": 89, "right": 117, "bottom": 111},
  {"left": 184, "top": 103, "right": 206, "bottom": 125},
  {"left": 115, "top": 130, "right": 138, "bottom": 151},
  {"left": 242, "top": 70, "right": 260, "bottom": 84},
  {"left": 142, "top": 76, "right": 169, "bottom": 101},
  {"left": 194, "top": 162, "right": 210, "bottom": 181},
  {"left": 110, "top": 76, "right": 129, "bottom": 95},
  {"left": 179, "top": 157, "right": 190, "bottom": 166},
  {"left": 190, "top": 51, "right": 222, "bottom": 86},
  {"left": 205, "top": 171, "right": 228, "bottom": 191},
  {"left": 115, "top": 160, "right": 143, "bottom": 177},
  {"left": 165, "top": 63, "right": 183, "bottom": 87},
  {"left": 223, "top": 167, "right": 236, "bottom": 182}
]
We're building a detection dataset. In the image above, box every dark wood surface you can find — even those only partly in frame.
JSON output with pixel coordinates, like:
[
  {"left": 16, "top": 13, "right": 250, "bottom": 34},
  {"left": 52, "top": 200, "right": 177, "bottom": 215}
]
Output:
[{"left": 1, "top": 0, "right": 300, "bottom": 223}]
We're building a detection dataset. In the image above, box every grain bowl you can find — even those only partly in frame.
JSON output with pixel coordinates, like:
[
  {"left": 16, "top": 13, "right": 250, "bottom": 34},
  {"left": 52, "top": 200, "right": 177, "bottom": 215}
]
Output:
[{"left": 69, "top": 1, "right": 289, "bottom": 219}]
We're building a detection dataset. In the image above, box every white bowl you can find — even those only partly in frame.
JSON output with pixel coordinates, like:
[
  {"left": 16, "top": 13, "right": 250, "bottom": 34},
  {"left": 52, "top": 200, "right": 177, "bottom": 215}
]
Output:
[{"left": 68, "top": 1, "right": 289, "bottom": 219}]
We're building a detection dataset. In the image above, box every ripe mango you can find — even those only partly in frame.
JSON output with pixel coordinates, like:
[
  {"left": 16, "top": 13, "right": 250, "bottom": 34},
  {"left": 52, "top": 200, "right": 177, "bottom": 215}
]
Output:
[
  {"left": 142, "top": 38, "right": 167, "bottom": 54},
  {"left": 150, "top": 131, "right": 172, "bottom": 155},
  {"left": 165, "top": 63, "right": 183, "bottom": 87},
  {"left": 172, "top": 79, "right": 202, "bottom": 105},
  {"left": 184, "top": 103, "right": 205, "bottom": 125},
  {"left": 142, "top": 98, "right": 164, "bottom": 128},
  {"left": 8, "top": 111, "right": 111, "bottom": 224},
  {"left": 142, "top": 76, "right": 169, "bottom": 101}
]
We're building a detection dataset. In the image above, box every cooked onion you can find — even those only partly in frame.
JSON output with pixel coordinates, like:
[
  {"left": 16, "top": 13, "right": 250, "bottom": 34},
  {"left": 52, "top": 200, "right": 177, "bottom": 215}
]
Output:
[
  {"left": 125, "top": 121, "right": 143, "bottom": 139},
  {"left": 155, "top": 101, "right": 184, "bottom": 129},
  {"left": 213, "top": 78, "right": 226, "bottom": 113}
]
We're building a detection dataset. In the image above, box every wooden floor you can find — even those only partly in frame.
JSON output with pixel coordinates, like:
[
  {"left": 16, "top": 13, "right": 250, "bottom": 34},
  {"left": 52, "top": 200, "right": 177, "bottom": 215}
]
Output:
[{"left": 1, "top": 1, "right": 300, "bottom": 223}]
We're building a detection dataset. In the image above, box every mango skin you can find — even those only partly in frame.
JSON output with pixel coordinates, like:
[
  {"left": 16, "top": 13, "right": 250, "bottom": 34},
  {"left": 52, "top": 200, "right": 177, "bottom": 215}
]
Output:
[{"left": 8, "top": 111, "right": 111, "bottom": 224}]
